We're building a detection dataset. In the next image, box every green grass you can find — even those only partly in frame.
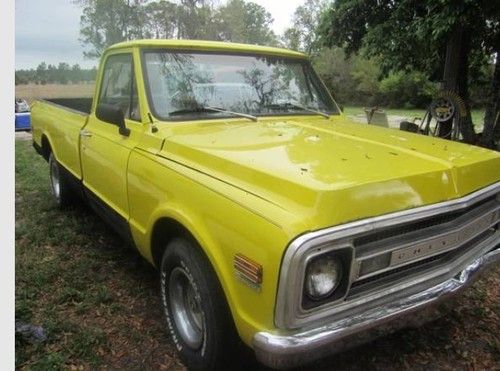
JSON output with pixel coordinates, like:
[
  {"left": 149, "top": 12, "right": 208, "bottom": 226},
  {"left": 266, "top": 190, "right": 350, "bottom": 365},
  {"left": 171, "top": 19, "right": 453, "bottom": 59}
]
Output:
[
  {"left": 15, "top": 139, "right": 184, "bottom": 370},
  {"left": 15, "top": 138, "right": 499, "bottom": 370},
  {"left": 344, "top": 106, "right": 486, "bottom": 128}
]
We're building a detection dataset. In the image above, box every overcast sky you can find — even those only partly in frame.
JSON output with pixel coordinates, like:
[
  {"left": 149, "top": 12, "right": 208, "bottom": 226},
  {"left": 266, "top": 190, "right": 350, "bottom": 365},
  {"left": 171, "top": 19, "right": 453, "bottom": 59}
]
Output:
[{"left": 15, "top": 0, "right": 303, "bottom": 70}]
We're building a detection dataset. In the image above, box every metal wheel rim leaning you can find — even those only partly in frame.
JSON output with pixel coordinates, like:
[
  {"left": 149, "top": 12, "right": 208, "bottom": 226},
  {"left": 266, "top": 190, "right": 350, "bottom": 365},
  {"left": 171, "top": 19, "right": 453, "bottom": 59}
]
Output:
[
  {"left": 431, "top": 97, "right": 455, "bottom": 122},
  {"left": 168, "top": 267, "right": 204, "bottom": 349}
]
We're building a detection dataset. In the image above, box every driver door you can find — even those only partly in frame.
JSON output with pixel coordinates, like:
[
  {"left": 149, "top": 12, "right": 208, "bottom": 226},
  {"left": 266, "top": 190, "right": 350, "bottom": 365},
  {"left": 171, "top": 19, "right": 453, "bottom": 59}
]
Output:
[{"left": 80, "top": 52, "right": 143, "bottom": 240}]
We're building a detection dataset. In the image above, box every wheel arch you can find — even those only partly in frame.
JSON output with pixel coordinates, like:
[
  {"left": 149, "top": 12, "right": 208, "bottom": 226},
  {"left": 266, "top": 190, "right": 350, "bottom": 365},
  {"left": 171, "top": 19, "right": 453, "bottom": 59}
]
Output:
[
  {"left": 148, "top": 210, "right": 239, "bottom": 319},
  {"left": 40, "top": 133, "right": 52, "bottom": 161},
  {"left": 150, "top": 216, "right": 193, "bottom": 268},
  {"left": 149, "top": 212, "right": 228, "bottom": 283},
  {"left": 40, "top": 132, "right": 60, "bottom": 163}
]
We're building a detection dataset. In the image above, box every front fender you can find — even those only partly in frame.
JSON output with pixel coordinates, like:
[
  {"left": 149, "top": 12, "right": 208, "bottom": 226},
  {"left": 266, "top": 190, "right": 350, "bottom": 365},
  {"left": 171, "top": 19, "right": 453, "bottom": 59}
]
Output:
[{"left": 127, "top": 150, "right": 291, "bottom": 345}]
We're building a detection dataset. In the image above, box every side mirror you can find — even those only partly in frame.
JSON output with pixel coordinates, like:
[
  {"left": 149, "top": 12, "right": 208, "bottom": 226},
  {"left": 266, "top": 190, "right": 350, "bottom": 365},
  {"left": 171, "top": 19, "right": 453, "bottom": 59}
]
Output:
[{"left": 96, "top": 103, "right": 130, "bottom": 136}]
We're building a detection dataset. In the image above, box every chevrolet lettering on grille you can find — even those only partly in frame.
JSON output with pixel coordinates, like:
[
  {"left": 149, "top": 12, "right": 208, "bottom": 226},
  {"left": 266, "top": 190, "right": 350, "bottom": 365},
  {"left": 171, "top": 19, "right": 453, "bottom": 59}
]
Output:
[{"left": 390, "top": 210, "right": 497, "bottom": 266}]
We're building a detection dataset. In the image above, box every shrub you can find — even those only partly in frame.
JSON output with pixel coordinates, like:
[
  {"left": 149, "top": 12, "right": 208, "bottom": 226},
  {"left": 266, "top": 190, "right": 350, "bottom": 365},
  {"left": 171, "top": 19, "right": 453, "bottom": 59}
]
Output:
[{"left": 379, "top": 71, "right": 437, "bottom": 108}]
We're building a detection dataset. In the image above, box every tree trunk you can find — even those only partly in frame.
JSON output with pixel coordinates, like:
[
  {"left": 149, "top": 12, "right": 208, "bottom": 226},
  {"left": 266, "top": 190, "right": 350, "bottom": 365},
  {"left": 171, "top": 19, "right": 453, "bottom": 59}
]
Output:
[
  {"left": 439, "top": 25, "right": 476, "bottom": 144},
  {"left": 480, "top": 53, "right": 500, "bottom": 148},
  {"left": 494, "top": 111, "right": 500, "bottom": 145}
]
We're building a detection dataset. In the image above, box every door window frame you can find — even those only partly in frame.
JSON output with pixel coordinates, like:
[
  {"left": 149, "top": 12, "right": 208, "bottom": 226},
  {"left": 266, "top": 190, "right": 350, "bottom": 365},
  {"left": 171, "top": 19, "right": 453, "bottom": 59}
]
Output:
[{"left": 95, "top": 51, "right": 142, "bottom": 124}]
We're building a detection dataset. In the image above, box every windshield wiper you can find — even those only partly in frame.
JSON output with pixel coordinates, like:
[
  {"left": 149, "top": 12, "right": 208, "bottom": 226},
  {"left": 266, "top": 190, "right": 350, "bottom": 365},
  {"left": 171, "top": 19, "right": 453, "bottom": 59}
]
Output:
[
  {"left": 169, "top": 106, "right": 258, "bottom": 122},
  {"left": 266, "top": 102, "right": 330, "bottom": 119}
]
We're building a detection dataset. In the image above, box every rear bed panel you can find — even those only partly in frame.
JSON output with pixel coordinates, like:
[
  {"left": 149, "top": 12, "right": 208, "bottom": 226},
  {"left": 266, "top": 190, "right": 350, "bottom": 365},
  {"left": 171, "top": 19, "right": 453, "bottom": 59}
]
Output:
[{"left": 31, "top": 99, "right": 89, "bottom": 179}]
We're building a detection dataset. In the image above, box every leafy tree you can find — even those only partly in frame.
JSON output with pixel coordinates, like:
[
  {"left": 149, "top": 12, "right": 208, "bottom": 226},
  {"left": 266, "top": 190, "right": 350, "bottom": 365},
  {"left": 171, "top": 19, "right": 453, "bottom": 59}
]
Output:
[
  {"left": 313, "top": 48, "right": 363, "bottom": 105},
  {"left": 314, "top": 46, "right": 441, "bottom": 109},
  {"left": 35, "top": 62, "right": 47, "bottom": 84},
  {"left": 350, "top": 56, "right": 381, "bottom": 101},
  {"left": 76, "top": 0, "right": 149, "bottom": 58},
  {"left": 47, "top": 64, "right": 58, "bottom": 83},
  {"left": 379, "top": 71, "right": 437, "bottom": 108},
  {"left": 71, "top": 64, "right": 82, "bottom": 83},
  {"left": 175, "top": 0, "right": 217, "bottom": 39},
  {"left": 57, "top": 63, "right": 71, "bottom": 84},
  {"left": 319, "top": 0, "right": 500, "bottom": 146},
  {"left": 15, "top": 73, "right": 29, "bottom": 85},
  {"left": 75, "top": 0, "right": 279, "bottom": 54},
  {"left": 216, "top": 0, "right": 277, "bottom": 45},
  {"left": 16, "top": 63, "right": 97, "bottom": 85},
  {"left": 282, "top": 0, "right": 327, "bottom": 54},
  {"left": 282, "top": 28, "right": 301, "bottom": 51},
  {"left": 144, "top": 0, "right": 178, "bottom": 39}
]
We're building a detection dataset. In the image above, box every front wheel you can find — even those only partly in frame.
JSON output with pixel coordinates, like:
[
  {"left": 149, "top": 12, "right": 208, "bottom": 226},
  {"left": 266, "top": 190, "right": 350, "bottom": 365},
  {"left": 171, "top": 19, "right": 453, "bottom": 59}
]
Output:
[{"left": 160, "top": 237, "right": 239, "bottom": 371}]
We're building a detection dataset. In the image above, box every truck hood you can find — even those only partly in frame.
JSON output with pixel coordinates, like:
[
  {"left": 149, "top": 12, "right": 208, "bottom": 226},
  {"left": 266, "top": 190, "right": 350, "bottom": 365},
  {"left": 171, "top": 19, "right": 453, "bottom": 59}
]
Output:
[{"left": 156, "top": 115, "right": 500, "bottom": 231}]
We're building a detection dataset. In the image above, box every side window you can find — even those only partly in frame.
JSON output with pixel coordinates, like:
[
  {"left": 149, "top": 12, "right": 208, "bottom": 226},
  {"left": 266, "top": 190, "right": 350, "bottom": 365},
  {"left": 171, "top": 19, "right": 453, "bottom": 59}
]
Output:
[{"left": 99, "top": 54, "right": 141, "bottom": 121}]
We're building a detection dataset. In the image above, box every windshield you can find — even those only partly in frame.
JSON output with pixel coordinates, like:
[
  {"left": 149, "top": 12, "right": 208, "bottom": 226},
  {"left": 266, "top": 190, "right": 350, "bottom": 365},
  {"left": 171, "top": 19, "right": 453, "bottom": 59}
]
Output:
[{"left": 143, "top": 51, "right": 338, "bottom": 121}]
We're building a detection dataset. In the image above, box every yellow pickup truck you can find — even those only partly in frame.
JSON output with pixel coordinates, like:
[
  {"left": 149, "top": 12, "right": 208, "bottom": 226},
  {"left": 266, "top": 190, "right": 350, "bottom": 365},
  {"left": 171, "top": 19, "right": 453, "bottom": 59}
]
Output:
[{"left": 31, "top": 40, "right": 500, "bottom": 370}]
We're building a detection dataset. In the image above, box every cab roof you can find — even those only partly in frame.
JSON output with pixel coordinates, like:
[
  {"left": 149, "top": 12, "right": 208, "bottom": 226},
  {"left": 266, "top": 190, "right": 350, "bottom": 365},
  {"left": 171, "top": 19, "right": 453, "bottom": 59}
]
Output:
[{"left": 107, "top": 39, "right": 308, "bottom": 59}]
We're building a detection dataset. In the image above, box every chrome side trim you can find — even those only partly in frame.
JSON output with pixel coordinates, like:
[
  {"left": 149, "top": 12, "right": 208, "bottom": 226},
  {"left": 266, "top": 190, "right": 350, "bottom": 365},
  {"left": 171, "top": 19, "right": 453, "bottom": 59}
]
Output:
[
  {"left": 275, "top": 181, "right": 500, "bottom": 329},
  {"left": 256, "top": 247, "right": 500, "bottom": 370}
]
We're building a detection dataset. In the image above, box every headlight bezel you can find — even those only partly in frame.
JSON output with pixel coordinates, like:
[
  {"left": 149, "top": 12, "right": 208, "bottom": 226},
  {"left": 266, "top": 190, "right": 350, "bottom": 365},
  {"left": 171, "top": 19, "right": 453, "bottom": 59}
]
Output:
[
  {"left": 301, "top": 246, "right": 353, "bottom": 310},
  {"left": 274, "top": 234, "right": 356, "bottom": 330}
]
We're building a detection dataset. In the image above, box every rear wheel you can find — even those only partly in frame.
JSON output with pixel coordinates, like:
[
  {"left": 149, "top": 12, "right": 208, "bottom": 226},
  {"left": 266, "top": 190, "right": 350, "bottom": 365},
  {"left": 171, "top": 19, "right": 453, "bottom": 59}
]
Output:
[
  {"left": 160, "top": 237, "right": 239, "bottom": 371},
  {"left": 48, "top": 152, "right": 75, "bottom": 208}
]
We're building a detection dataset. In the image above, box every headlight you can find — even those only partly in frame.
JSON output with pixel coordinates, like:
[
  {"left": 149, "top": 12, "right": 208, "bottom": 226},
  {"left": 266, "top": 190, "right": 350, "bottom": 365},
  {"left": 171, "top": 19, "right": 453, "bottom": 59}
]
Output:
[{"left": 304, "top": 255, "right": 343, "bottom": 300}]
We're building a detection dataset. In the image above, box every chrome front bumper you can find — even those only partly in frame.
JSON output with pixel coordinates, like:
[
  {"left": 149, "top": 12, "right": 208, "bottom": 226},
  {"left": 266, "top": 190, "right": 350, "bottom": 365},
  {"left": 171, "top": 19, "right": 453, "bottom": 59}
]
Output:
[{"left": 253, "top": 246, "right": 499, "bottom": 369}]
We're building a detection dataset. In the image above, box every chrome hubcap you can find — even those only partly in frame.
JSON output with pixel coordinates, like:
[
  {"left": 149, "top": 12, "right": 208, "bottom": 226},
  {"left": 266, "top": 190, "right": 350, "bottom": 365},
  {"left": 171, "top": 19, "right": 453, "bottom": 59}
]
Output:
[
  {"left": 49, "top": 156, "right": 61, "bottom": 201},
  {"left": 169, "top": 267, "right": 204, "bottom": 349}
]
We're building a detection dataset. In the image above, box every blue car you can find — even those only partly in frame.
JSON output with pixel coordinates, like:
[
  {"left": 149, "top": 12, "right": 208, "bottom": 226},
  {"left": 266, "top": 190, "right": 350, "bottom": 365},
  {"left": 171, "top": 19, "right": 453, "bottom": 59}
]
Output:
[{"left": 15, "top": 99, "right": 31, "bottom": 131}]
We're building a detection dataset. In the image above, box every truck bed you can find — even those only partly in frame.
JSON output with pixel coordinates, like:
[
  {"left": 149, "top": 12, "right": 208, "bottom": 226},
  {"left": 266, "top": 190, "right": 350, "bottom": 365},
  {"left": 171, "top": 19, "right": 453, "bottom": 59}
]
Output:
[
  {"left": 31, "top": 98, "right": 90, "bottom": 179},
  {"left": 44, "top": 98, "right": 93, "bottom": 114}
]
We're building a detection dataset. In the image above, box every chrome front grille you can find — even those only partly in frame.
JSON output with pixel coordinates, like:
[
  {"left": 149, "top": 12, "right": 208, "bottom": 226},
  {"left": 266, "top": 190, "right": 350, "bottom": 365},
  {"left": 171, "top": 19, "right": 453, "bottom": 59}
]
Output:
[
  {"left": 352, "top": 197, "right": 499, "bottom": 283},
  {"left": 348, "top": 227, "right": 497, "bottom": 299},
  {"left": 352, "top": 195, "right": 495, "bottom": 248}
]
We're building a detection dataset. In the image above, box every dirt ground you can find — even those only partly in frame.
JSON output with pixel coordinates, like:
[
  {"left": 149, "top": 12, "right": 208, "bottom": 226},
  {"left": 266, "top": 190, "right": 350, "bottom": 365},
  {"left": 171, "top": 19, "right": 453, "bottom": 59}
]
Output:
[{"left": 15, "top": 131, "right": 32, "bottom": 141}]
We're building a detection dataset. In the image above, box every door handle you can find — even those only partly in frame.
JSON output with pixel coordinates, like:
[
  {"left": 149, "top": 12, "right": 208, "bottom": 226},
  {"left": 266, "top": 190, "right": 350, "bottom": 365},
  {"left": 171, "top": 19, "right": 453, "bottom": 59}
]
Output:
[{"left": 80, "top": 130, "right": 92, "bottom": 138}]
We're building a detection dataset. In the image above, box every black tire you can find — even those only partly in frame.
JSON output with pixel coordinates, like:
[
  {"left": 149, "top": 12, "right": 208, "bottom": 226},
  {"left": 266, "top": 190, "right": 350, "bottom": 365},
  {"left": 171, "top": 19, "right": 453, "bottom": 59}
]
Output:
[
  {"left": 48, "top": 152, "right": 75, "bottom": 208},
  {"left": 160, "top": 237, "right": 239, "bottom": 371}
]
